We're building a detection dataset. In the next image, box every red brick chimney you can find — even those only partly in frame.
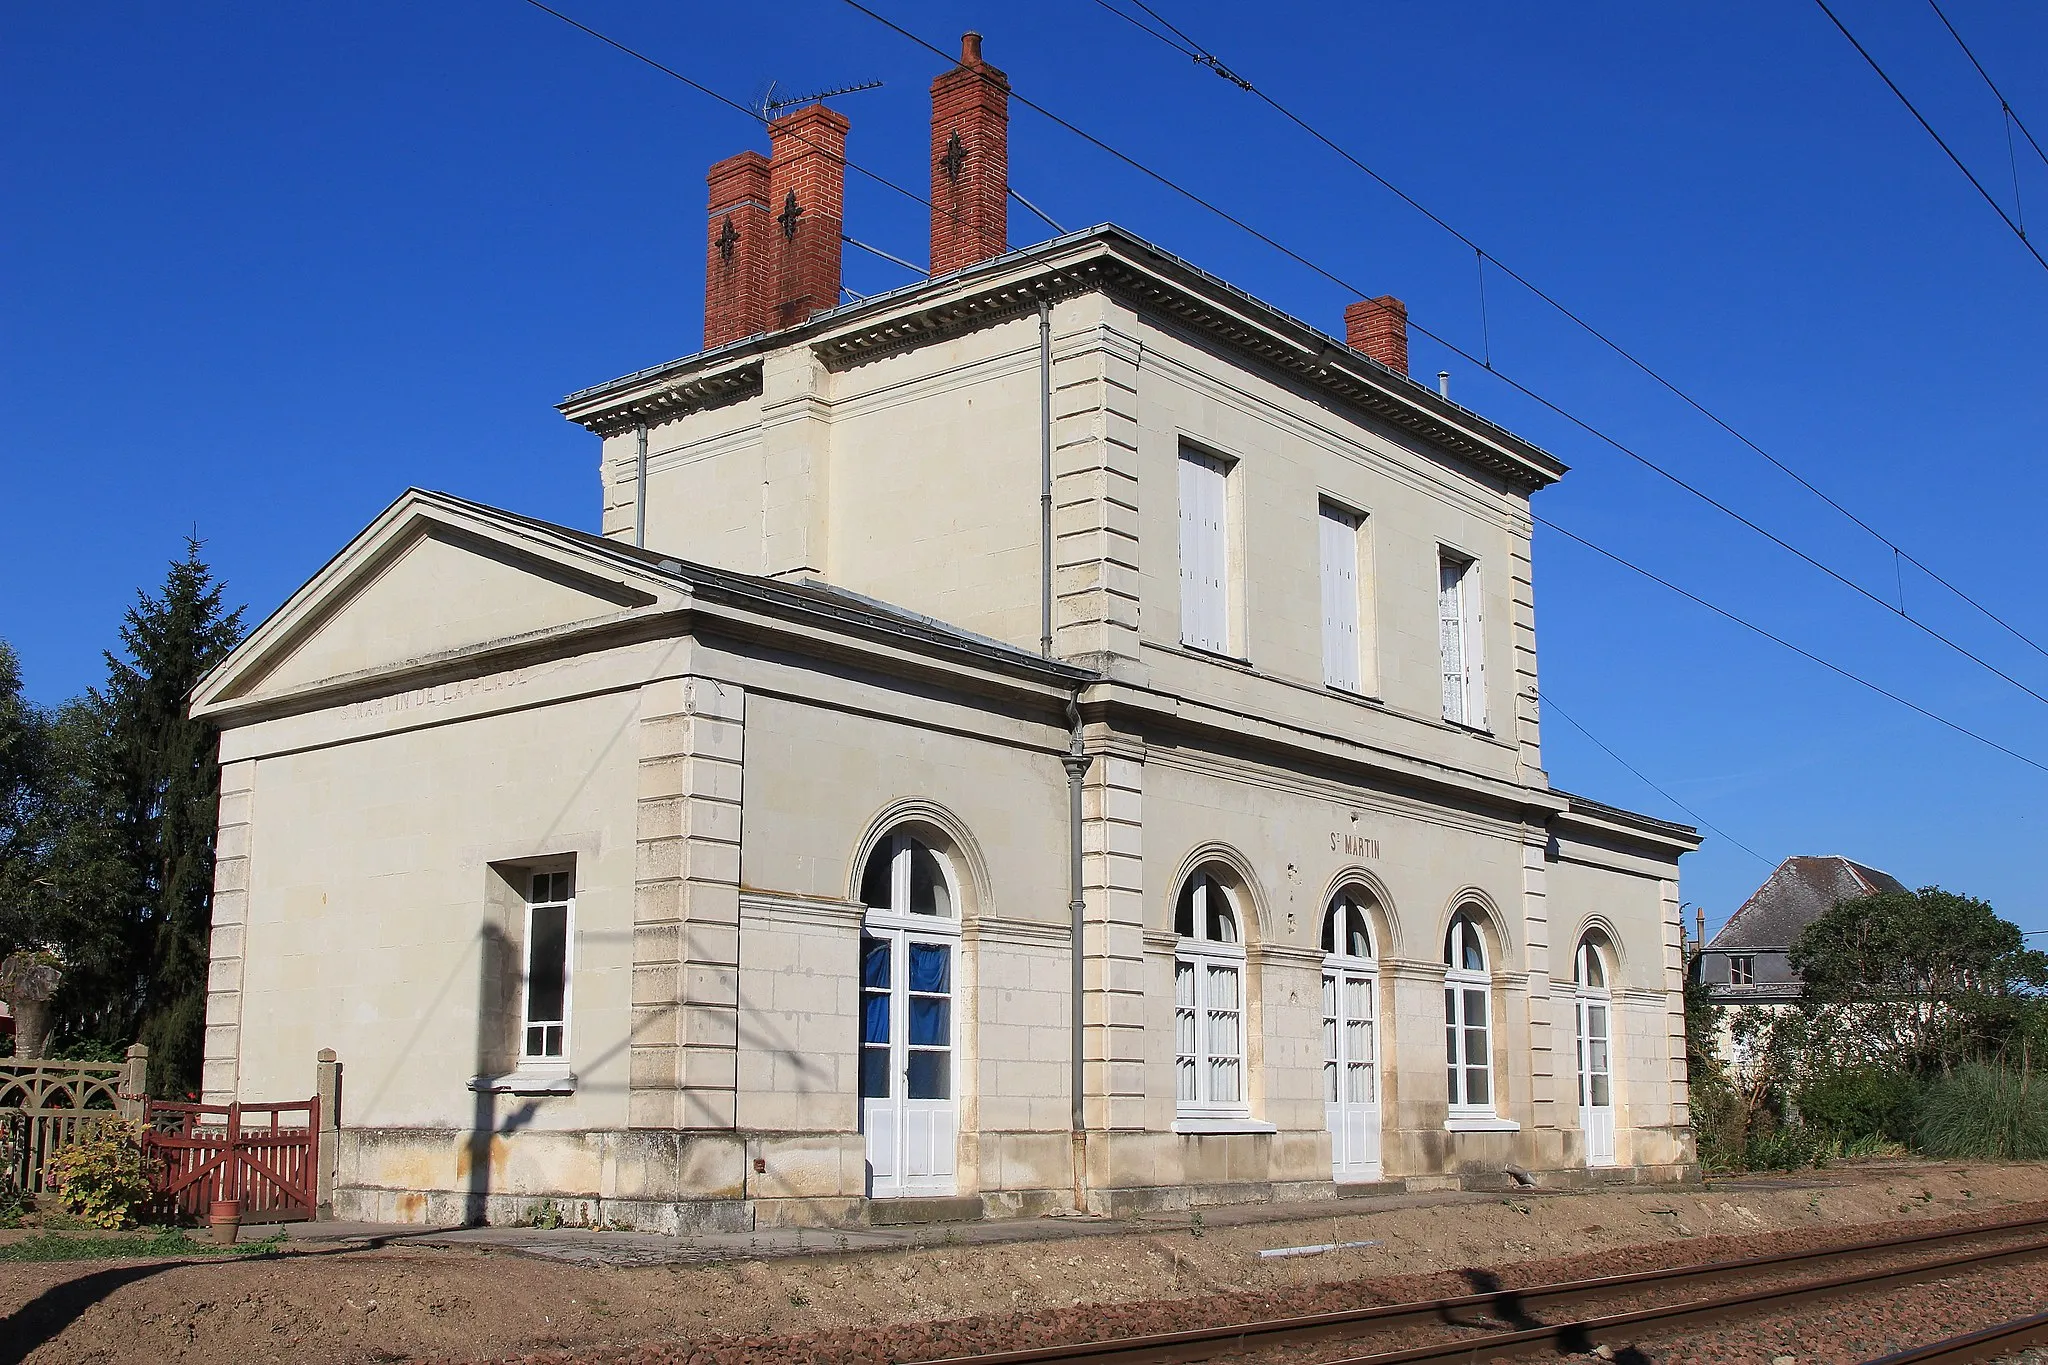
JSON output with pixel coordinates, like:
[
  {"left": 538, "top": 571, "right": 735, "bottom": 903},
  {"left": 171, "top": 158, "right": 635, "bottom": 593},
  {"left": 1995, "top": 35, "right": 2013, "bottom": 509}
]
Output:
[
  {"left": 1344, "top": 296, "right": 1409, "bottom": 376},
  {"left": 705, "top": 151, "right": 771, "bottom": 348},
  {"left": 766, "top": 103, "right": 851, "bottom": 330},
  {"left": 929, "top": 32, "right": 1010, "bottom": 275}
]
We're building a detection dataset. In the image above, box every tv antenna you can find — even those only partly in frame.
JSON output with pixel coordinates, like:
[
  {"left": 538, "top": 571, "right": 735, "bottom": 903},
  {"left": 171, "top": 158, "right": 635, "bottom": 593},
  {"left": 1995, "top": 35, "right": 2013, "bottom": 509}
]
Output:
[{"left": 756, "top": 79, "right": 884, "bottom": 119}]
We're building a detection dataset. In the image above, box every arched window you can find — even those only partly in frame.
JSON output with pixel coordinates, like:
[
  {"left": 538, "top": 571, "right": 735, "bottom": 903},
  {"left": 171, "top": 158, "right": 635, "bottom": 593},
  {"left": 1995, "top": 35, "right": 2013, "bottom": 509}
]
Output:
[
  {"left": 1173, "top": 868, "right": 1245, "bottom": 1115},
  {"left": 860, "top": 833, "right": 955, "bottom": 918},
  {"left": 1444, "top": 910, "right": 1493, "bottom": 1116},
  {"left": 1321, "top": 888, "right": 1381, "bottom": 1181},
  {"left": 858, "top": 830, "right": 961, "bottom": 1198},
  {"left": 1574, "top": 933, "right": 1615, "bottom": 1165}
]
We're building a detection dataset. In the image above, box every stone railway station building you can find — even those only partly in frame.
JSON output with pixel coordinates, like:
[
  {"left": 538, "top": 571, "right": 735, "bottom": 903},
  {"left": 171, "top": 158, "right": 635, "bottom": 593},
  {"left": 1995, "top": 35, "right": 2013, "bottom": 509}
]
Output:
[{"left": 193, "top": 36, "right": 1700, "bottom": 1229}]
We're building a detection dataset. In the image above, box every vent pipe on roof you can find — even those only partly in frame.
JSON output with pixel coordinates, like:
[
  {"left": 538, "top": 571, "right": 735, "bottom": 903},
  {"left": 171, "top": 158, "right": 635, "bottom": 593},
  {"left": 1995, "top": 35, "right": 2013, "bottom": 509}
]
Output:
[{"left": 1438, "top": 370, "right": 1451, "bottom": 399}]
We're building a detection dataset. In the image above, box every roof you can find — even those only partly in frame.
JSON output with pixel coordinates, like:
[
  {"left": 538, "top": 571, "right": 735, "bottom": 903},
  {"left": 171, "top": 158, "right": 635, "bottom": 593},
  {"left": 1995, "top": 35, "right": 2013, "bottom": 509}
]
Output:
[
  {"left": 1707, "top": 855, "right": 1910, "bottom": 952},
  {"left": 447, "top": 493, "right": 1098, "bottom": 686},
  {"left": 556, "top": 225, "right": 1568, "bottom": 492}
]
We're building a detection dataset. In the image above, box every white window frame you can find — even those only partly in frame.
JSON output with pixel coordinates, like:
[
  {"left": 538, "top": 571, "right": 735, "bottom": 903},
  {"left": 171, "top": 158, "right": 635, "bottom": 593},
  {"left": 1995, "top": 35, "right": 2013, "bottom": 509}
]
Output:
[
  {"left": 1444, "top": 911, "right": 1514, "bottom": 1131},
  {"left": 520, "top": 866, "right": 575, "bottom": 1067},
  {"left": 1173, "top": 871, "right": 1258, "bottom": 1128},
  {"left": 858, "top": 831, "right": 963, "bottom": 1198},
  {"left": 1574, "top": 939, "right": 1613, "bottom": 1110},
  {"left": 1438, "top": 552, "right": 1487, "bottom": 729},
  {"left": 1320, "top": 502, "right": 1368, "bottom": 693},
  {"left": 1728, "top": 954, "right": 1755, "bottom": 986},
  {"left": 1321, "top": 890, "right": 1382, "bottom": 1177},
  {"left": 1178, "top": 448, "right": 1233, "bottom": 655}
]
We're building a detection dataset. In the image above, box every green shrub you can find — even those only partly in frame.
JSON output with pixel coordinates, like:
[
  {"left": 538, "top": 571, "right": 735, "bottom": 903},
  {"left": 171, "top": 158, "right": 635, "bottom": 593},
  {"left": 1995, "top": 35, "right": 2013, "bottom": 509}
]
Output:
[
  {"left": 1797, "top": 1068, "right": 1923, "bottom": 1144},
  {"left": 44, "top": 1118, "right": 156, "bottom": 1229},
  {"left": 1919, "top": 1063, "right": 2048, "bottom": 1160}
]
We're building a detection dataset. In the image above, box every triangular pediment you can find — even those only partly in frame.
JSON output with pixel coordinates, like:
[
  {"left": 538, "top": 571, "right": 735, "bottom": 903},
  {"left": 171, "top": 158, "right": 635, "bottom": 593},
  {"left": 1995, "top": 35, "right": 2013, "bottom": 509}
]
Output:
[{"left": 196, "top": 491, "right": 683, "bottom": 712}]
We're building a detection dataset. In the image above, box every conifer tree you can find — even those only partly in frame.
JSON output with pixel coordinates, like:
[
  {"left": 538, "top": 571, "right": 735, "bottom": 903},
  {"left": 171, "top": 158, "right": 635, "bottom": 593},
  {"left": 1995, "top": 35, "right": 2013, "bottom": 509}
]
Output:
[{"left": 46, "top": 541, "right": 244, "bottom": 1089}]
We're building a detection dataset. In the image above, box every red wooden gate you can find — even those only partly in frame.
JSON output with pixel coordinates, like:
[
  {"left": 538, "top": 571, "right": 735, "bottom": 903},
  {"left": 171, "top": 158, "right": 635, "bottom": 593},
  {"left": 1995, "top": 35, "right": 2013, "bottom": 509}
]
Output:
[{"left": 145, "top": 1097, "right": 320, "bottom": 1223}]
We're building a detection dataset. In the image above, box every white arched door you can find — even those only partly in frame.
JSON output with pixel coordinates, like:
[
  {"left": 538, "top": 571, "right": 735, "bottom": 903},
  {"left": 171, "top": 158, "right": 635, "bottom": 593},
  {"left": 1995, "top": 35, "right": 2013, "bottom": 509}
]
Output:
[
  {"left": 859, "top": 834, "right": 960, "bottom": 1198},
  {"left": 1574, "top": 938, "right": 1616, "bottom": 1167},
  {"left": 1321, "top": 891, "right": 1382, "bottom": 1183}
]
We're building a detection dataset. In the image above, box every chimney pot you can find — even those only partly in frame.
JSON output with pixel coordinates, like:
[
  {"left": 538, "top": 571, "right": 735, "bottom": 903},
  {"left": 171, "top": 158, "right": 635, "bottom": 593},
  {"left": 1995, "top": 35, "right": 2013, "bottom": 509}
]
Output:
[
  {"left": 1344, "top": 295, "right": 1410, "bottom": 376},
  {"left": 929, "top": 33, "right": 1011, "bottom": 275}
]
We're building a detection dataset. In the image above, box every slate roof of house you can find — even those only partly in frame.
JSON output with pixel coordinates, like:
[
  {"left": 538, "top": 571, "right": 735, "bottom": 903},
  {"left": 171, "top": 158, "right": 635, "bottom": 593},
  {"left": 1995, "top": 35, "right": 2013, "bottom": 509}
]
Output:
[{"left": 1707, "top": 855, "right": 1910, "bottom": 952}]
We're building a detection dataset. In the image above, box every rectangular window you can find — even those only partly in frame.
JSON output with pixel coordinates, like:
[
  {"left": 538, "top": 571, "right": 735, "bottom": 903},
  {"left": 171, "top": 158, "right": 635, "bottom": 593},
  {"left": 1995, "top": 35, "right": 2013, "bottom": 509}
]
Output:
[
  {"left": 1438, "top": 553, "right": 1485, "bottom": 727},
  {"left": 522, "top": 867, "right": 574, "bottom": 1062},
  {"left": 1729, "top": 955, "right": 1755, "bottom": 986},
  {"left": 1174, "top": 955, "right": 1245, "bottom": 1110},
  {"left": 1179, "top": 449, "right": 1231, "bottom": 654},
  {"left": 1320, "top": 503, "right": 1365, "bottom": 692},
  {"left": 1445, "top": 983, "right": 1492, "bottom": 1111}
]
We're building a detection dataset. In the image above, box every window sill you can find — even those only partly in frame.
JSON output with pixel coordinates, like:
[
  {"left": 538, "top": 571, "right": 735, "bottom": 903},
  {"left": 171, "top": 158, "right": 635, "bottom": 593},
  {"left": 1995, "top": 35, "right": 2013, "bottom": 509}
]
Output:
[
  {"left": 1179, "top": 642, "right": 1254, "bottom": 669},
  {"left": 1172, "top": 1115, "right": 1278, "bottom": 1135},
  {"left": 468, "top": 1069, "right": 577, "bottom": 1095},
  {"left": 1445, "top": 1113, "right": 1520, "bottom": 1133}
]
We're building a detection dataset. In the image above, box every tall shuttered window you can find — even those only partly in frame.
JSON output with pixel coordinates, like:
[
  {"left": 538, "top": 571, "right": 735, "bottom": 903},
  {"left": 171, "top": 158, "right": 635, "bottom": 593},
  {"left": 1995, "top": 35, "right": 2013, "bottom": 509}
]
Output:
[
  {"left": 1438, "top": 554, "right": 1485, "bottom": 728},
  {"left": 1179, "top": 450, "right": 1232, "bottom": 654},
  {"left": 1320, "top": 503, "right": 1365, "bottom": 692}
]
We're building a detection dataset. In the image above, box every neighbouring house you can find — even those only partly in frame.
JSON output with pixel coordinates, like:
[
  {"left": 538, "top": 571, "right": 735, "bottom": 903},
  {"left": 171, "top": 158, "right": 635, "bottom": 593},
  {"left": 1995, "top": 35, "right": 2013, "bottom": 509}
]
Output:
[
  {"left": 191, "top": 34, "right": 1701, "bottom": 1231},
  {"left": 1696, "top": 855, "right": 1909, "bottom": 1060}
]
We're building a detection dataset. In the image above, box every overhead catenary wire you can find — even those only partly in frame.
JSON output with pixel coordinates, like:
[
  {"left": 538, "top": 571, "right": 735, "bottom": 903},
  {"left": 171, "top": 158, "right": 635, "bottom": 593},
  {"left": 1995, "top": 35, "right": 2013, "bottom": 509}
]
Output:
[
  {"left": 1813, "top": 0, "right": 2048, "bottom": 274},
  {"left": 1535, "top": 513, "right": 2048, "bottom": 779},
  {"left": 842, "top": 0, "right": 2048, "bottom": 715},
  {"left": 1926, "top": 0, "right": 2048, "bottom": 175},
  {"left": 1087, "top": 0, "right": 2048, "bottom": 670},
  {"left": 1538, "top": 691, "right": 1775, "bottom": 868},
  {"left": 519, "top": 1, "right": 2048, "bottom": 786}
]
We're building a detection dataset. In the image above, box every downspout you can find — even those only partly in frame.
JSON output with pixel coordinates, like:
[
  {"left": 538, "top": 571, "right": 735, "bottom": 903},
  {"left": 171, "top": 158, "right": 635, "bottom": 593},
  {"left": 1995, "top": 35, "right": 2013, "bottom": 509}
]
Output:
[
  {"left": 633, "top": 422, "right": 649, "bottom": 549},
  {"left": 1063, "top": 691, "right": 1092, "bottom": 1209},
  {"left": 1039, "top": 300, "right": 1054, "bottom": 657}
]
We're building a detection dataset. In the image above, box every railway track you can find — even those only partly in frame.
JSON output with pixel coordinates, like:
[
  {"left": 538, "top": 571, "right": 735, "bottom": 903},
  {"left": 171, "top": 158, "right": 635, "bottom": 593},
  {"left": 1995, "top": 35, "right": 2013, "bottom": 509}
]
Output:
[
  {"left": 913, "top": 1212, "right": 2048, "bottom": 1365},
  {"left": 1861, "top": 1309, "right": 2048, "bottom": 1363}
]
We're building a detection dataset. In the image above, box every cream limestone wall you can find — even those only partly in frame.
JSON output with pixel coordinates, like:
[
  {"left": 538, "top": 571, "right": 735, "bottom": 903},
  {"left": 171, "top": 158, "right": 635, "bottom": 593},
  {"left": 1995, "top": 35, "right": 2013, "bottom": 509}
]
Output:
[{"left": 230, "top": 684, "right": 640, "bottom": 1134}]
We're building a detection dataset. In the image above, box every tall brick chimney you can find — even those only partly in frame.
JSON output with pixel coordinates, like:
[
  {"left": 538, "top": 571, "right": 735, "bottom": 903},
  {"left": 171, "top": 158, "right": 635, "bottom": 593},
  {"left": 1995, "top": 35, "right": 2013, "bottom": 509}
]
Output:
[
  {"left": 1344, "top": 296, "right": 1409, "bottom": 376},
  {"left": 705, "top": 151, "right": 771, "bottom": 348},
  {"left": 929, "top": 32, "right": 1010, "bottom": 275},
  {"left": 766, "top": 103, "right": 851, "bottom": 330}
]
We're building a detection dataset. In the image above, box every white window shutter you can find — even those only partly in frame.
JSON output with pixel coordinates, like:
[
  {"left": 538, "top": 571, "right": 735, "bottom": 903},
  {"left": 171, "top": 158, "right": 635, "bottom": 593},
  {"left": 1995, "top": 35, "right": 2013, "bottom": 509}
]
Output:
[
  {"left": 1179, "top": 451, "right": 1229, "bottom": 652},
  {"left": 1321, "top": 506, "right": 1360, "bottom": 691},
  {"left": 1438, "top": 557, "right": 1465, "bottom": 723},
  {"left": 1464, "top": 562, "right": 1486, "bottom": 728}
]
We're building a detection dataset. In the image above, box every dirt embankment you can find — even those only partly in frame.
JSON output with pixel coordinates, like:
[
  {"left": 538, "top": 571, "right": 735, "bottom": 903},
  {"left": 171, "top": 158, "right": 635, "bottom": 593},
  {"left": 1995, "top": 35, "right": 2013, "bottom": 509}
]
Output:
[{"left": 5, "top": 1162, "right": 2046, "bottom": 1364}]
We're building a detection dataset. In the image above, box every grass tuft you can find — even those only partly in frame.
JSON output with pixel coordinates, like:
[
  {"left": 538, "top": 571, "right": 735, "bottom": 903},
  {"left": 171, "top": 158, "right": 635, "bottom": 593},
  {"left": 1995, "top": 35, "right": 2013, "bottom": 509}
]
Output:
[{"left": 1918, "top": 1063, "right": 2048, "bottom": 1160}]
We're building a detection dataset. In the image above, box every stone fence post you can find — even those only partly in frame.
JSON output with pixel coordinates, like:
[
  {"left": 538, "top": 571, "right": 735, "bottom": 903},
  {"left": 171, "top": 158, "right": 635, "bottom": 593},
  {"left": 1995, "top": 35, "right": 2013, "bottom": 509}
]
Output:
[
  {"left": 117, "top": 1044, "right": 150, "bottom": 1123},
  {"left": 315, "top": 1049, "right": 340, "bottom": 1218}
]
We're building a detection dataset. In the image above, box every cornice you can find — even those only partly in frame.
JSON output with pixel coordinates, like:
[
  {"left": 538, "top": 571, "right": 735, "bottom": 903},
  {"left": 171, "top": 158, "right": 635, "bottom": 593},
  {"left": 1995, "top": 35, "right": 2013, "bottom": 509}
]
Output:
[
  {"left": 555, "top": 227, "right": 1565, "bottom": 491},
  {"left": 568, "top": 362, "right": 763, "bottom": 439}
]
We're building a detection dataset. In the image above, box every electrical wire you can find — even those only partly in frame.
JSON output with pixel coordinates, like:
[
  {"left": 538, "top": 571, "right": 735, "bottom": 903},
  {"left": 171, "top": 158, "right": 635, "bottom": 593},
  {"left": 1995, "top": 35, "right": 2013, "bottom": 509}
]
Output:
[
  {"left": 1813, "top": 0, "right": 2048, "bottom": 274},
  {"left": 1535, "top": 513, "right": 2048, "bottom": 778},
  {"left": 521, "top": 0, "right": 2048, "bottom": 784},
  {"left": 840, "top": 0, "right": 2048, "bottom": 715},
  {"left": 1087, "top": 0, "right": 2048, "bottom": 671},
  {"left": 1538, "top": 692, "right": 1775, "bottom": 867},
  {"left": 1925, "top": 0, "right": 2048, "bottom": 174}
]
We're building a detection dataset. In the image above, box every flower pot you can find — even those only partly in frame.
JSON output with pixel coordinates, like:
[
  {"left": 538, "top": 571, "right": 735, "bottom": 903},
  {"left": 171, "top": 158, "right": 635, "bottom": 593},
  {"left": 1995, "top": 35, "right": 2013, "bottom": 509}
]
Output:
[{"left": 207, "top": 1199, "right": 242, "bottom": 1245}]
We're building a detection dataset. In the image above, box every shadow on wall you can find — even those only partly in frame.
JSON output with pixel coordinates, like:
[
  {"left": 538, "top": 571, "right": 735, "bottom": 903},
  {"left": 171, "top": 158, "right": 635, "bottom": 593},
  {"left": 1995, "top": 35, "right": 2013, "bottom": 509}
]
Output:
[{"left": 466, "top": 920, "right": 536, "bottom": 1226}]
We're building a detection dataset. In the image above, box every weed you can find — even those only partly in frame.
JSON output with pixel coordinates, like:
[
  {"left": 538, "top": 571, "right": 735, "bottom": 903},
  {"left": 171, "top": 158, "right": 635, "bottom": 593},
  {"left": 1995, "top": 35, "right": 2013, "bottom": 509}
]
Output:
[
  {"left": 525, "top": 1199, "right": 566, "bottom": 1230},
  {"left": 1189, "top": 1211, "right": 1205, "bottom": 1240},
  {"left": 788, "top": 1289, "right": 810, "bottom": 1307}
]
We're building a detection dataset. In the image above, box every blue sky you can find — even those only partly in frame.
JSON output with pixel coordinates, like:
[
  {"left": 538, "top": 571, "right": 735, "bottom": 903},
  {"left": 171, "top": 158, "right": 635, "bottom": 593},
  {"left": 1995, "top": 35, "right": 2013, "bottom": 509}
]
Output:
[{"left": 4, "top": 1, "right": 2044, "bottom": 937}]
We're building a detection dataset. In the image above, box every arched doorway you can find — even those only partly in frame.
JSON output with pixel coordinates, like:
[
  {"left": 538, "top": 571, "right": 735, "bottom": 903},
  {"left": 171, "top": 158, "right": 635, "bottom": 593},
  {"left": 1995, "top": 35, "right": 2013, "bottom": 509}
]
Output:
[
  {"left": 1574, "top": 934, "right": 1616, "bottom": 1167},
  {"left": 858, "top": 830, "right": 961, "bottom": 1198},
  {"left": 1321, "top": 887, "right": 1381, "bottom": 1182}
]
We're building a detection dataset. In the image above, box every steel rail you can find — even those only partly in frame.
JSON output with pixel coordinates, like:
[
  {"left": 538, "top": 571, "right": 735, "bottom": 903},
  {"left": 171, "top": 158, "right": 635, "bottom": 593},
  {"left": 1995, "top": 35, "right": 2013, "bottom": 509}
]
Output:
[
  {"left": 914, "top": 1213, "right": 2048, "bottom": 1365},
  {"left": 1861, "top": 1310, "right": 2048, "bottom": 1364}
]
